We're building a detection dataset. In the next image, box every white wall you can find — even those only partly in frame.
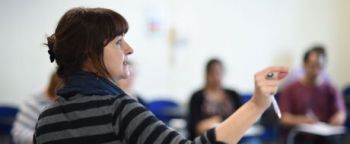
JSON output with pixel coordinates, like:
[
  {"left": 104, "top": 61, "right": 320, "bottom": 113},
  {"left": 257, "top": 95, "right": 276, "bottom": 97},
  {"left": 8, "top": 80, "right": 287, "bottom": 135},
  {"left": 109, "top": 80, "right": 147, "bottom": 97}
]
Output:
[{"left": 0, "top": 0, "right": 349, "bottom": 106}]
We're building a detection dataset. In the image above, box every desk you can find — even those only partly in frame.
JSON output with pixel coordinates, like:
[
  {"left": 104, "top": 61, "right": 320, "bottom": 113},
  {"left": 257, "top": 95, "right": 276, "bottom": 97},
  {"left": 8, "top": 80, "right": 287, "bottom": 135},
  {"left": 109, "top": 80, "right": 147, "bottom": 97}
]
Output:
[
  {"left": 287, "top": 122, "right": 346, "bottom": 144},
  {"left": 240, "top": 125, "right": 264, "bottom": 144},
  {"left": 244, "top": 125, "right": 264, "bottom": 137}
]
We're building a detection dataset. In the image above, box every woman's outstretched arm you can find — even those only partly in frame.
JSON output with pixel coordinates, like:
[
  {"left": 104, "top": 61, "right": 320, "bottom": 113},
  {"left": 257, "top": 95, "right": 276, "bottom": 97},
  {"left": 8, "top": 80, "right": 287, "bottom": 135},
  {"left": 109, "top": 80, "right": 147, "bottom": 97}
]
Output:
[
  {"left": 215, "top": 66, "right": 288, "bottom": 143},
  {"left": 111, "top": 66, "right": 288, "bottom": 144}
]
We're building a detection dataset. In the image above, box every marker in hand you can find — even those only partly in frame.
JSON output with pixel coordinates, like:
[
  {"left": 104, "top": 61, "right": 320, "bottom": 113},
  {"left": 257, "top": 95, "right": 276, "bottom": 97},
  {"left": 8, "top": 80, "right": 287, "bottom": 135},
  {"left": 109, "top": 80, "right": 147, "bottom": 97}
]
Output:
[{"left": 266, "top": 72, "right": 282, "bottom": 119}]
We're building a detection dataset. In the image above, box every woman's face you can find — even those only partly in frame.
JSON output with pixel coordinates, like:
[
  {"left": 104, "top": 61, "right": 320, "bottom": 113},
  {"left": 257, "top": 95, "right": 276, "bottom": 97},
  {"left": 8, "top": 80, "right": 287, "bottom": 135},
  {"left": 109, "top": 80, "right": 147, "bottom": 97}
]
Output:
[
  {"left": 103, "top": 36, "right": 133, "bottom": 81},
  {"left": 207, "top": 63, "right": 224, "bottom": 86}
]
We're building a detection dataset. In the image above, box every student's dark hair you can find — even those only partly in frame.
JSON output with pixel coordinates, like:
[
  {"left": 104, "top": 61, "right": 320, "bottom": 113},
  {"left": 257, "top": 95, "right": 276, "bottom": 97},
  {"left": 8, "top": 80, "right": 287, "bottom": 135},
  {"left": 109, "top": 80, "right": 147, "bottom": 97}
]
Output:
[
  {"left": 46, "top": 7, "right": 129, "bottom": 80},
  {"left": 303, "top": 44, "right": 327, "bottom": 64},
  {"left": 205, "top": 58, "right": 223, "bottom": 76}
]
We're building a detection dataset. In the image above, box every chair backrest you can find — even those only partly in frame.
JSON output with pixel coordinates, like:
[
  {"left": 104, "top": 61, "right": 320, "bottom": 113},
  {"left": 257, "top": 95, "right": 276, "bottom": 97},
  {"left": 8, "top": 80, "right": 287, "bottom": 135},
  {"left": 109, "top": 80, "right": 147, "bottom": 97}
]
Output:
[
  {"left": 147, "top": 99, "right": 181, "bottom": 124},
  {"left": 342, "top": 85, "right": 350, "bottom": 132},
  {"left": 0, "top": 105, "right": 19, "bottom": 134},
  {"left": 344, "top": 86, "right": 350, "bottom": 97},
  {"left": 241, "top": 93, "right": 252, "bottom": 104}
]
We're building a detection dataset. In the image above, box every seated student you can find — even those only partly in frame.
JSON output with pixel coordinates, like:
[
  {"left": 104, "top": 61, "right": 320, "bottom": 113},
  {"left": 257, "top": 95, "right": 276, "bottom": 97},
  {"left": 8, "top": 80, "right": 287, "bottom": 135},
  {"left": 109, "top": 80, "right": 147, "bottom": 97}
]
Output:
[
  {"left": 187, "top": 58, "right": 242, "bottom": 140},
  {"left": 33, "top": 7, "right": 288, "bottom": 144},
  {"left": 116, "top": 61, "right": 147, "bottom": 107},
  {"left": 11, "top": 72, "right": 60, "bottom": 144},
  {"left": 280, "top": 45, "right": 346, "bottom": 144}
]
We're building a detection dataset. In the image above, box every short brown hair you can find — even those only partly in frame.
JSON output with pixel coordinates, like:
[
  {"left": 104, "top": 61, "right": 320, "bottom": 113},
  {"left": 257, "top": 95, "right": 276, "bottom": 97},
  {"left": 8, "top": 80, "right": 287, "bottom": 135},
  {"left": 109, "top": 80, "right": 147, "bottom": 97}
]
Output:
[
  {"left": 46, "top": 7, "right": 129, "bottom": 81},
  {"left": 303, "top": 44, "right": 327, "bottom": 64}
]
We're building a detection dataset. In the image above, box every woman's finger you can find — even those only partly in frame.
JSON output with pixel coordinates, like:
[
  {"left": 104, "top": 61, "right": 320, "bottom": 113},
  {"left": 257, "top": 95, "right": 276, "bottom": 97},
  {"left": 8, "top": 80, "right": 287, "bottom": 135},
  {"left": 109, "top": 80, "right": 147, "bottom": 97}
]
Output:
[
  {"left": 255, "top": 66, "right": 289, "bottom": 80},
  {"left": 256, "top": 80, "right": 279, "bottom": 87}
]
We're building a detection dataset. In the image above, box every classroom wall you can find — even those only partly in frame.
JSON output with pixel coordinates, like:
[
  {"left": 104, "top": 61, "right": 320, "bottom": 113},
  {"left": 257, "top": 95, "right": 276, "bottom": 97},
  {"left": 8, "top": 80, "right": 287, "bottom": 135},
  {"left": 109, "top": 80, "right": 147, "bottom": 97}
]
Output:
[{"left": 0, "top": 0, "right": 349, "bottom": 106}]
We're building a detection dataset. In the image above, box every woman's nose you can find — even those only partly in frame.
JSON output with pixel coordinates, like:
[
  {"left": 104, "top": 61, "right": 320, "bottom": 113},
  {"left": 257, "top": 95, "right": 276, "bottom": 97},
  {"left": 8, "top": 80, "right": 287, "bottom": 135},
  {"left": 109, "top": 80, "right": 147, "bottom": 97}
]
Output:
[{"left": 124, "top": 41, "right": 134, "bottom": 55}]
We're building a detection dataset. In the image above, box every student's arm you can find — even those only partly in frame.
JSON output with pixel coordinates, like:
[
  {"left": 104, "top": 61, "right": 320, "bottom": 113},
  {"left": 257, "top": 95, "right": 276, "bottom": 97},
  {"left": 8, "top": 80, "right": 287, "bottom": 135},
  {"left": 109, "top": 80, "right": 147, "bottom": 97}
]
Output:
[
  {"left": 281, "top": 112, "right": 318, "bottom": 126},
  {"left": 196, "top": 116, "right": 221, "bottom": 136},
  {"left": 329, "top": 111, "right": 346, "bottom": 126},
  {"left": 12, "top": 113, "right": 37, "bottom": 144},
  {"left": 328, "top": 84, "right": 346, "bottom": 126},
  {"left": 12, "top": 98, "right": 43, "bottom": 144},
  {"left": 189, "top": 92, "right": 221, "bottom": 136}
]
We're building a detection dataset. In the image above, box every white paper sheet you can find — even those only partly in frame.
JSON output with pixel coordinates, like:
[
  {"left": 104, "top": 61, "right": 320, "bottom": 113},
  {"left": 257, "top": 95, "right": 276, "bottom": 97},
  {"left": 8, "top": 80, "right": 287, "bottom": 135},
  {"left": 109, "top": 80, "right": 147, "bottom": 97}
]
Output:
[{"left": 295, "top": 122, "right": 345, "bottom": 136}]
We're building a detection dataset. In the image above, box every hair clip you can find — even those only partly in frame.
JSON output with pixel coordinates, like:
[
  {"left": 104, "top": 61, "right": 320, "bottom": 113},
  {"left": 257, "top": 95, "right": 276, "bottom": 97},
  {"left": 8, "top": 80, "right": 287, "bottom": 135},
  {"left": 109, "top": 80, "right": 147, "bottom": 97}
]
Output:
[{"left": 48, "top": 49, "right": 55, "bottom": 63}]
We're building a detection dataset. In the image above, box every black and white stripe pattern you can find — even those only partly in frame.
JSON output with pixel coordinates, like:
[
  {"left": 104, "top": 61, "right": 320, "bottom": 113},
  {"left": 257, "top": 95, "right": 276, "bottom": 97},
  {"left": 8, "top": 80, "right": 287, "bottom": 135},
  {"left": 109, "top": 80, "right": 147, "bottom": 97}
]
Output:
[{"left": 34, "top": 94, "right": 218, "bottom": 144}]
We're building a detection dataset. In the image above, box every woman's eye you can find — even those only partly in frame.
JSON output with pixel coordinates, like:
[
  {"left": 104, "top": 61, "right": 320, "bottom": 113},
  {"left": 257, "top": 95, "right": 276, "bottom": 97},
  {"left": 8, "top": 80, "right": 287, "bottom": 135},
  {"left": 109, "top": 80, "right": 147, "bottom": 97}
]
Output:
[{"left": 116, "top": 40, "right": 122, "bottom": 45}]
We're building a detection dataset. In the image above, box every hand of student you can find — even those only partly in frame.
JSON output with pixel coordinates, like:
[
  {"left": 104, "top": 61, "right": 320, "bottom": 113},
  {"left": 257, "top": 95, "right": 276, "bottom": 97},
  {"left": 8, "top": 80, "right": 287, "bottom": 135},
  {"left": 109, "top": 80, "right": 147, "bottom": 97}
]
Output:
[
  {"left": 251, "top": 66, "right": 288, "bottom": 110},
  {"left": 302, "top": 115, "right": 319, "bottom": 124},
  {"left": 197, "top": 116, "right": 222, "bottom": 135},
  {"left": 281, "top": 113, "right": 318, "bottom": 126},
  {"left": 329, "top": 111, "right": 346, "bottom": 126},
  {"left": 303, "top": 110, "right": 319, "bottom": 124}
]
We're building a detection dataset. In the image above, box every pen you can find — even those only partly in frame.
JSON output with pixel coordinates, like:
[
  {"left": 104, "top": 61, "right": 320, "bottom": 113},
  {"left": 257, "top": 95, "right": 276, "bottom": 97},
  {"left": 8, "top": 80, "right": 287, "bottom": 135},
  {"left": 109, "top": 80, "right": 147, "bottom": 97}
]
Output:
[{"left": 266, "top": 72, "right": 282, "bottom": 118}]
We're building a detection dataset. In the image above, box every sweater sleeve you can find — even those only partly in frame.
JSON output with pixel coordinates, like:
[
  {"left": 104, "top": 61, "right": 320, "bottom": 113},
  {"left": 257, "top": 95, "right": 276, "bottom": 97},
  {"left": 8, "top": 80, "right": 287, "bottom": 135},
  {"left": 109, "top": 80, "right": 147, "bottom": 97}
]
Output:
[
  {"left": 12, "top": 95, "right": 46, "bottom": 144},
  {"left": 187, "top": 91, "right": 205, "bottom": 140},
  {"left": 328, "top": 83, "right": 346, "bottom": 113},
  {"left": 225, "top": 89, "right": 242, "bottom": 109},
  {"left": 111, "top": 95, "right": 222, "bottom": 144}
]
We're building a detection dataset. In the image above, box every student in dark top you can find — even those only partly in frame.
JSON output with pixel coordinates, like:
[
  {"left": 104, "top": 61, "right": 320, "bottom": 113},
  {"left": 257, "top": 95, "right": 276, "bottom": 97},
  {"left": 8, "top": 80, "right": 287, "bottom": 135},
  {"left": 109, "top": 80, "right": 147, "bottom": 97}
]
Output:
[
  {"left": 33, "top": 7, "right": 289, "bottom": 144},
  {"left": 187, "top": 58, "right": 241, "bottom": 140}
]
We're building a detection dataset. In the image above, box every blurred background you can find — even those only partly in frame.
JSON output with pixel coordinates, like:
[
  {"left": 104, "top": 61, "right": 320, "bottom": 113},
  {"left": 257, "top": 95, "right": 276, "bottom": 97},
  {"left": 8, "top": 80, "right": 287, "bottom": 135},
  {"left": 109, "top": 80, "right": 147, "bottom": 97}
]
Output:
[{"left": 0, "top": 0, "right": 350, "bottom": 144}]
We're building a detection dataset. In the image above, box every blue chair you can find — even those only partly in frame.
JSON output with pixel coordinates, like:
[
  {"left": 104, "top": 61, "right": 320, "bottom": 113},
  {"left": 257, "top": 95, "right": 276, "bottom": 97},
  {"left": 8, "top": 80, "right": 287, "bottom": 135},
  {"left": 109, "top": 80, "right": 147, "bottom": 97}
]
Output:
[
  {"left": 0, "top": 105, "right": 18, "bottom": 144},
  {"left": 241, "top": 93, "right": 252, "bottom": 104},
  {"left": 0, "top": 105, "right": 18, "bottom": 135},
  {"left": 0, "top": 105, "right": 18, "bottom": 134},
  {"left": 344, "top": 86, "right": 350, "bottom": 96},
  {"left": 147, "top": 99, "right": 182, "bottom": 124}
]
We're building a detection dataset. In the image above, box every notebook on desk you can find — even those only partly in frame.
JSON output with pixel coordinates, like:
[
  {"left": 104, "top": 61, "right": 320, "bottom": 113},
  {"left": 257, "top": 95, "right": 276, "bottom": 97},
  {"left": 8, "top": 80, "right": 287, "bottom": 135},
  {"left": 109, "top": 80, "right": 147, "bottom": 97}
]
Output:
[{"left": 296, "top": 122, "right": 345, "bottom": 136}]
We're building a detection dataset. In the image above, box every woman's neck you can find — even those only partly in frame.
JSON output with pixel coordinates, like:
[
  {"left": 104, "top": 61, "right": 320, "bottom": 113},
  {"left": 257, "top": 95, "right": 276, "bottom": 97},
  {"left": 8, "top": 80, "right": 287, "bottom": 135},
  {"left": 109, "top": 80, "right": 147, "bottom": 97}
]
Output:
[{"left": 205, "top": 84, "right": 222, "bottom": 91}]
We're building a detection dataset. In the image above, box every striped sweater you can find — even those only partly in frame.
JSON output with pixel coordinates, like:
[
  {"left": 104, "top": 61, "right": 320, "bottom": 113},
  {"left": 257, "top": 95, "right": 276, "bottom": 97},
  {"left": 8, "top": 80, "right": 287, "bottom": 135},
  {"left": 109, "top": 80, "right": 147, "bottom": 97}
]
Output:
[
  {"left": 12, "top": 92, "right": 53, "bottom": 144},
  {"left": 33, "top": 94, "right": 219, "bottom": 144},
  {"left": 34, "top": 71, "right": 221, "bottom": 144}
]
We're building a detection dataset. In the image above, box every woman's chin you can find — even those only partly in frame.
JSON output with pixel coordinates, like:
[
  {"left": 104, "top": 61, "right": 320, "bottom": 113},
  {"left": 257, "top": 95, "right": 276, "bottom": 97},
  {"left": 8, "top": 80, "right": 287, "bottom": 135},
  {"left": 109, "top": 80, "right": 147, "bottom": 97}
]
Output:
[{"left": 119, "top": 72, "right": 131, "bottom": 80}]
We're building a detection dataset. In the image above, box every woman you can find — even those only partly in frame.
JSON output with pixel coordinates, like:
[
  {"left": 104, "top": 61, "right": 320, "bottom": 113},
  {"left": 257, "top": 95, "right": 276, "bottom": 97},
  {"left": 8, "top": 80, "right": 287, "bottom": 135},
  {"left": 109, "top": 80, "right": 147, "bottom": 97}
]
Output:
[
  {"left": 34, "top": 7, "right": 288, "bottom": 144},
  {"left": 187, "top": 58, "right": 241, "bottom": 140}
]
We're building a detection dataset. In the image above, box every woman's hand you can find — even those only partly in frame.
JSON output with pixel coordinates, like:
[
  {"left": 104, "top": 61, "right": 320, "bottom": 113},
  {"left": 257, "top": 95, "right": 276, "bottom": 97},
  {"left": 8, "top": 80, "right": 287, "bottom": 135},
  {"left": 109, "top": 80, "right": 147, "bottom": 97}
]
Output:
[
  {"left": 251, "top": 66, "right": 288, "bottom": 110},
  {"left": 215, "top": 66, "right": 288, "bottom": 143}
]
